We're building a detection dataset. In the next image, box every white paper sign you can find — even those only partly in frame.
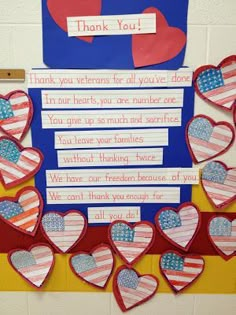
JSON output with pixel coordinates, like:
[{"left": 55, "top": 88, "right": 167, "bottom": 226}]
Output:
[
  {"left": 88, "top": 207, "right": 141, "bottom": 223},
  {"left": 67, "top": 13, "right": 156, "bottom": 37}
]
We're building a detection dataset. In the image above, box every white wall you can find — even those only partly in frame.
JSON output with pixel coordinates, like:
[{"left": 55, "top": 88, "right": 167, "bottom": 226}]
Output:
[{"left": 0, "top": 1, "right": 235, "bottom": 314}]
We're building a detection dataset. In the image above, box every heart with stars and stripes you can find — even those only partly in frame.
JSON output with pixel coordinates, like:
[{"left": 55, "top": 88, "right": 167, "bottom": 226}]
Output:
[
  {"left": 194, "top": 55, "right": 236, "bottom": 111},
  {"left": 113, "top": 266, "right": 159, "bottom": 312},
  {"left": 108, "top": 220, "right": 155, "bottom": 265},
  {"left": 0, "top": 137, "right": 43, "bottom": 189},
  {"left": 155, "top": 202, "right": 201, "bottom": 251},
  {"left": 8, "top": 244, "right": 54, "bottom": 289},
  {"left": 201, "top": 161, "right": 236, "bottom": 209},
  {"left": 160, "top": 251, "right": 204, "bottom": 293},
  {"left": 70, "top": 244, "right": 114, "bottom": 288},
  {"left": 0, "top": 91, "right": 33, "bottom": 142},
  {"left": 0, "top": 187, "right": 43, "bottom": 236},
  {"left": 41, "top": 210, "right": 87, "bottom": 253},
  {"left": 186, "top": 115, "right": 235, "bottom": 164},
  {"left": 208, "top": 216, "right": 236, "bottom": 260}
]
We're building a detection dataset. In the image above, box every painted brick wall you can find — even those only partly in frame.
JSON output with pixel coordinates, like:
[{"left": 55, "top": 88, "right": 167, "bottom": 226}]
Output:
[{"left": 0, "top": 1, "right": 235, "bottom": 314}]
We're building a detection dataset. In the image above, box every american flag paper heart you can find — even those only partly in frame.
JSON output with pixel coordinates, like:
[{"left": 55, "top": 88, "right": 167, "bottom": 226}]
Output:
[
  {"left": 0, "top": 137, "right": 43, "bottom": 189},
  {"left": 186, "top": 115, "right": 234, "bottom": 163},
  {"left": 0, "top": 187, "right": 43, "bottom": 236},
  {"left": 208, "top": 216, "right": 236, "bottom": 260},
  {"left": 41, "top": 210, "right": 87, "bottom": 253},
  {"left": 0, "top": 90, "right": 33, "bottom": 141},
  {"left": 109, "top": 221, "right": 155, "bottom": 265},
  {"left": 70, "top": 244, "right": 114, "bottom": 288},
  {"left": 194, "top": 55, "right": 236, "bottom": 111},
  {"left": 201, "top": 161, "right": 236, "bottom": 209},
  {"left": 113, "top": 266, "right": 158, "bottom": 312},
  {"left": 160, "top": 251, "right": 204, "bottom": 293},
  {"left": 155, "top": 202, "right": 200, "bottom": 251},
  {"left": 8, "top": 244, "right": 54, "bottom": 289}
]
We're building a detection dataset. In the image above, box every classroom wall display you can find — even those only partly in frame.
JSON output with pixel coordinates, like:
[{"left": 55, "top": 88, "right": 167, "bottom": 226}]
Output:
[{"left": 42, "top": 0, "right": 189, "bottom": 69}]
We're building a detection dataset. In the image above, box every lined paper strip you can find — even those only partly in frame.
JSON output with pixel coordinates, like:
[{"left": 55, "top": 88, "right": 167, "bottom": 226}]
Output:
[
  {"left": 46, "top": 168, "right": 199, "bottom": 187},
  {"left": 57, "top": 148, "right": 163, "bottom": 168},
  {"left": 67, "top": 14, "right": 156, "bottom": 37},
  {"left": 28, "top": 69, "right": 193, "bottom": 88},
  {"left": 42, "top": 109, "right": 182, "bottom": 129},
  {"left": 88, "top": 207, "right": 141, "bottom": 223},
  {"left": 41, "top": 89, "right": 184, "bottom": 109},
  {"left": 55, "top": 129, "right": 169, "bottom": 149},
  {"left": 46, "top": 187, "right": 180, "bottom": 204}
]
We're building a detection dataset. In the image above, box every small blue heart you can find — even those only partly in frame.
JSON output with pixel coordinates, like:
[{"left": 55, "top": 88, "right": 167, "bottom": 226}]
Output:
[
  {"left": 42, "top": 213, "right": 65, "bottom": 232},
  {"left": 71, "top": 254, "right": 97, "bottom": 273},
  {"left": 158, "top": 210, "right": 182, "bottom": 230}
]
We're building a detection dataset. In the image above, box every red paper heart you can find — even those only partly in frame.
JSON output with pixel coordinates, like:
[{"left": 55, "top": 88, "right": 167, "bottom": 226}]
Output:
[
  {"left": 160, "top": 251, "right": 204, "bottom": 293},
  {"left": 132, "top": 7, "right": 186, "bottom": 68},
  {"left": 47, "top": 0, "right": 102, "bottom": 43},
  {"left": 8, "top": 244, "right": 55, "bottom": 289},
  {"left": 41, "top": 210, "right": 87, "bottom": 253},
  {"left": 108, "top": 220, "right": 155, "bottom": 265},
  {"left": 0, "top": 137, "right": 43, "bottom": 189},
  {"left": 186, "top": 115, "right": 235, "bottom": 164},
  {"left": 208, "top": 215, "right": 236, "bottom": 261},
  {"left": 0, "top": 187, "right": 43, "bottom": 236},
  {"left": 233, "top": 106, "right": 236, "bottom": 126},
  {"left": 0, "top": 91, "right": 33, "bottom": 142},
  {"left": 70, "top": 244, "right": 114, "bottom": 288},
  {"left": 194, "top": 55, "right": 236, "bottom": 111},
  {"left": 155, "top": 202, "right": 201, "bottom": 252},
  {"left": 113, "top": 266, "right": 159, "bottom": 312}
]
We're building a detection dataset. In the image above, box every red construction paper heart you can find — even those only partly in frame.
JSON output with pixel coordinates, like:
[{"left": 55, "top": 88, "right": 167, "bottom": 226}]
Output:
[
  {"left": 8, "top": 244, "right": 55, "bottom": 289},
  {"left": 70, "top": 244, "right": 114, "bottom": 288},
  {"left": 186, "top": 115, "right": 235, "bottom": 164},
  {"left": 132, "top": 7, "right": 186, "bottom": 68},
  {"left": 113, "top": 266, "right": 159, "bottom": 312},
  {"left": 194, "top": 55, "right": 236, "bottom": 111},
  {"left": 233, "top": 106, "right": 236, "bottom": 126},
  {"left": 47, "top": 0, "right": 102, "bottom": 43},
  {"left": 41, "top": 210, "right": 87, "bottom": 253},
  {"left": 108, "top": 220, "right": 155, "bottom": 265},
  {"left": 155, "top": 202, "right": 201, "bottom": 252},
  {"left": 201, "top": 161, "right": 236, "bottom": 209},
  {"left": 160, "top": 251, "right": 204, "bottom": 293},
  {"left": 0, "top": 137, "right": 43, "bottom": 189},
  {"left": 0, "top": 187, "right": 43, "bottom": 236},
  {"left": 0, "top": 91, "right": 33, "bottom": 142},
  {"left": 208, "top": 216, "right": 236, "bottom": 261}
]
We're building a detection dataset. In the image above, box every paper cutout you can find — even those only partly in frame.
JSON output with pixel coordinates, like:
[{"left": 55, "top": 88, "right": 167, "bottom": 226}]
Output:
[
  {"left": 8, "top": 244, "right": 54, "bottom": 289},
  {"left": 233, "top": 106, "right": 236, "bottom": 126},
  {"left": 70, "top": 244, "right": 114, "bottom": 288},
  {"left": 186, "top": 115, "right": 235, "bottom": 164},
  {"left": 41, "top": 210, "right": 87, "bottom": 253},
  {"left": 208, "top": 216, "right": 236, "bottom": 260},
  {"left": 41, "top": 108, "right": 182, "bottom": 129},
  {"left": 28, "top": 69, "right": 193, "bottom": 88},
  {"left": 46, "top": 168, "right": 199, "bottom": 187},
  {"left": 0, "top": 137, "right": 43, "bottom": 189},
  {"left": 201, "top": 161, "right": 236, "bottom": 209},
  {"left": 160, "top": 251, "right": 204, "bottom": 293},
  {"left": 55, "top": 128, "right": 168, "bottom": 149},
  {"left": 67, "top": 14, "right": 156, "bottom": 37},
  {"left": 0, "top": 187, "right": 43, "bottom": 236},
  {"left": 0, "top": 90, "right": 33, "bottom": 142},
  {"left": 132, "top": 7, "right": 186, "bottom": 68},
  {"left": 109, "top": 220, "right": 155, "bottom": 265},
  {"left": 88, "top": 207, "right": 140, "bottom": 224},
  {"left": 57, "top": 148, "right": 163, "bottom": 168},
  {"left": 47, "top": 0, "right": 102, "bottom": 43},
  {"left": 155, "top": 202, "right": 201, "bottom": 251},
  {"left": 46, "top": 187, "right": 180, "bottom": 204},
  {"left": 194, "top": 55, "right": 236, "bottom": 111},
  {"left": 113, "top": 266, "right": 158, "bottom": 312},
  {"left": 41, "top": 89, "right": 184, "bottom": 109}
]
